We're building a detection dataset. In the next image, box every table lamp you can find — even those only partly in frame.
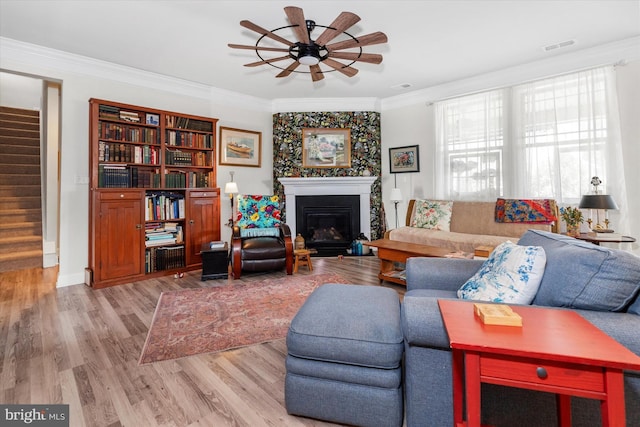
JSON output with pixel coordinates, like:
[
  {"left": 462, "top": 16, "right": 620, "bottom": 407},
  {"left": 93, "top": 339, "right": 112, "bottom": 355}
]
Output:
[
  {"left": 578, "top": 177, "right": 618, "bottom": 232},
  {"left": 224, "top": 171, "right": 239, "bottom": 227},
  {"left": 390, "top": 188, "right": 403, "bottom": 229}
]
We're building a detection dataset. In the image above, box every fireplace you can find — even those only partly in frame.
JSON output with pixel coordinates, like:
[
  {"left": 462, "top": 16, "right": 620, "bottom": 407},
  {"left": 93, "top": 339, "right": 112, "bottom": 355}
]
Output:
[
  {"left": 278, "top": 176, "right": 378, "bottom": 255},
  {"left": 296, "top": 195, "right": 360, "bottom": 255}
]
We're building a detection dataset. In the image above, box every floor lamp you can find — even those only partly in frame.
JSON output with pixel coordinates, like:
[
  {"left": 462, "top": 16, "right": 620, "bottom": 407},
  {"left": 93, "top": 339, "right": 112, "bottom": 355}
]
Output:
[
  {"left": 224, "top": 171, "right": 238, "bottom": 227},
  {"left": 390, "top": 188, "right": 403, "bottom": 229}
]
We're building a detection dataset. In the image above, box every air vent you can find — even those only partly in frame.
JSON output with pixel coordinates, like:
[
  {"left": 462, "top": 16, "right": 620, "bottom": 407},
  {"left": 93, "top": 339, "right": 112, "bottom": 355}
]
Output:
[
  {"left": 391, "top": 83, "right": 412, "bottom": 90},
  {"left": 543, "top": 39, "right": 576, "bottom": 52}
]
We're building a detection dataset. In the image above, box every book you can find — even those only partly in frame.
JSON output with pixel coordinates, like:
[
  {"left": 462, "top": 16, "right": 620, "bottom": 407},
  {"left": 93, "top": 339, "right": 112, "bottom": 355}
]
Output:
[
  {"left": 474, "top": 246, "right": 494, "bottom": 258},
  {"left": 473, "top": 303, "right": 522, "bottom": 327}
]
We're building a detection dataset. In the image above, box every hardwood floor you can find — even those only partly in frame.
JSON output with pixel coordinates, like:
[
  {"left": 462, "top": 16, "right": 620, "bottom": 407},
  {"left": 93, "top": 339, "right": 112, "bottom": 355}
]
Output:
[{"left": 0, "top": 256, "right": 405, "bottom": 426}]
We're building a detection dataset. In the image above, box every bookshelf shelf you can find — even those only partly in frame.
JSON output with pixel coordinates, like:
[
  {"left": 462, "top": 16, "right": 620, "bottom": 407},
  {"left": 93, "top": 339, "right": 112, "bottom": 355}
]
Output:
[{"left": 88, "top": 98, "right": 221, "bottom": 288}]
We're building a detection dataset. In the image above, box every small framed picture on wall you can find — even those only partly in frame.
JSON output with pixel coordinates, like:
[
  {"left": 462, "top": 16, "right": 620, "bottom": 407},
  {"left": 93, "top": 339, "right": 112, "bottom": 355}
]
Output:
[
  {"left": 219, "top": 126, "right": 262, "bottom": 167},
  {"left": 389, "top": 145, "right": 420, "bottom": 173}
]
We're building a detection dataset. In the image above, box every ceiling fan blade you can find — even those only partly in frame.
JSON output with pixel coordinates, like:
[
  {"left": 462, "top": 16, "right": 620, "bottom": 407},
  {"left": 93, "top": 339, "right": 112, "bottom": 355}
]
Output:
[
  {"left": 314, "top": 12, "right": 361, "bottom": 46},
  {"left": 276, "top": 61, "right": 301, "bottom": 78},
  {"left": 310, "top": 64, "right": 324, "bottom": 82},
  {"left": 228, "top": 43, "right": 290, "bottom": 53},
  {"left": 240, "top": 20, "right": 294, "bottom": 46},
  {"left": 322, "top": 58, "right": 359, "bottom": 77},
  {"left": 284, "top": 6, "right": 310, "bottom": 44},
  {"left": 244, "top": 55, "right": 291, "bottom": 67},
  {"left": 328, "top": 52, "right": 383, "bottom": 64},
  {"left": 326, "top": 31, "right": 388, "bottom": 52}
]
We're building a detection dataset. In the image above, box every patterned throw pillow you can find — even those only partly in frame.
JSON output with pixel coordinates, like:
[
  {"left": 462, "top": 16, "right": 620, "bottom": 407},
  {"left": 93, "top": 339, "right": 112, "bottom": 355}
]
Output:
[
  {"left": 495, "top": 198, "right": 558, "bottom": 223},
  {"left": 457, "top": 241, "right": 546, "bottom": 304},
  {"left": 236, "top": 195, "right": 281, "bottom": 229},
  {"left": 411, "top": 200, "right": 453, "bottom": 231}
]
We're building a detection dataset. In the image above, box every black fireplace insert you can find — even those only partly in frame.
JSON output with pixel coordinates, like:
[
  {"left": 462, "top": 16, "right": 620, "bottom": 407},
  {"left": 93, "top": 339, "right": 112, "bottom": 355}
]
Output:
[{"left": 296, "top": 195, "right": 360, "bottom": 256}]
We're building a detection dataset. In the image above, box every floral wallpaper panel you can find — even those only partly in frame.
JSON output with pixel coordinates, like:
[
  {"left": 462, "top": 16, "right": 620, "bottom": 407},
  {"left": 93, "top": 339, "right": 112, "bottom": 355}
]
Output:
[{"left": 273, "top": 111, "right": 383, "bottom": 240}]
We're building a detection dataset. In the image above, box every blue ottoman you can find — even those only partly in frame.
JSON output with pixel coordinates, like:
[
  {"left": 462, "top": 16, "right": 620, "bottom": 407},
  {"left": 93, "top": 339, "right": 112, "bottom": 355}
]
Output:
[{"left": 285, "top": 284, "right": 404, "bottom": 427}]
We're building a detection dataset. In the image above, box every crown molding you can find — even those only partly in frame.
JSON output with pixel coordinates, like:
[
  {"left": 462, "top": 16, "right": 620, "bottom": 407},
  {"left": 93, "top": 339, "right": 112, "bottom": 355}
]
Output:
[
  {"left": 5, "top": 35, "right": 637, "bottom": 114},
  {"left": 381, "top": 36, "right": 640, "bottom": 110},
  {"left": 271, "top": 97, "right": 381, "bottom": 113},
  {"left": 0, "top": 37, "right": 272, "bottom": 111}
]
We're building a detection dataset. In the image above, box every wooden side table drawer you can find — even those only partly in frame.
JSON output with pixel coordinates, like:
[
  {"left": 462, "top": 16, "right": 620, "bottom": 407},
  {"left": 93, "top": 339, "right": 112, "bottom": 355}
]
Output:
[{"left": 480, "top": 354, "right": 605, "bottom": 393}]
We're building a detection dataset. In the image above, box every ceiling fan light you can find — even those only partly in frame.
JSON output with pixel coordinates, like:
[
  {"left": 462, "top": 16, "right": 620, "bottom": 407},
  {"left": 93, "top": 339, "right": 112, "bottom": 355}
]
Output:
[{"left": 298, "top": 55, "right": 320, "bottom": 66}]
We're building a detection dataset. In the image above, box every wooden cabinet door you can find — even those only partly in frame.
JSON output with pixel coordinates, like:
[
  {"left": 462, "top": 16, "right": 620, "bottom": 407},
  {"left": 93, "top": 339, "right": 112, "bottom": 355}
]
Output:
[
  {"left": 95, "top": 192, "right": 144, "bottom": 282},
  {"left": 186, "top": 190, "right": 220, "bottom": 266}
]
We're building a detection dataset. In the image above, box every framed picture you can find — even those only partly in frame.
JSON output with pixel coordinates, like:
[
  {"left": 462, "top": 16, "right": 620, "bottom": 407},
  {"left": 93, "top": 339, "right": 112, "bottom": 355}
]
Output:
[
  {"left": 389, "top": 145, "right": 420, "bottom": 173},
  {"left": 219, "top": 126, "right": 262, "bottom": 167},
  {"left": 302, "top": 128, "right": 351, "bottom": 168},
  {"left": 145, "top": 113, "right": 159, "bottom": 126}
]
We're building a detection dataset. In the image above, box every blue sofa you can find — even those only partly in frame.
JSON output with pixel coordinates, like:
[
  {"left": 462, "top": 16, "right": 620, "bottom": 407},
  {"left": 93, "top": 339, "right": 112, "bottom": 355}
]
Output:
[{"left": 402, "top": 229, "right": 640, "bottom": 427}]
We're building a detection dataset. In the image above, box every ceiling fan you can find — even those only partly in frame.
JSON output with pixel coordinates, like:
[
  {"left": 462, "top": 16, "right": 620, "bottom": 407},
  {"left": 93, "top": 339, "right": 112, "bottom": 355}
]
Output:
[{"left": 228, "top": 6, "right": 388, "bottom": 82}]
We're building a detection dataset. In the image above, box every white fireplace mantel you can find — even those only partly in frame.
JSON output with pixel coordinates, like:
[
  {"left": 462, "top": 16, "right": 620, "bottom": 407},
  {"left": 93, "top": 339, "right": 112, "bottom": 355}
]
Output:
[{"left": 278, "top": 176, "right": 378, "bottom": 239}]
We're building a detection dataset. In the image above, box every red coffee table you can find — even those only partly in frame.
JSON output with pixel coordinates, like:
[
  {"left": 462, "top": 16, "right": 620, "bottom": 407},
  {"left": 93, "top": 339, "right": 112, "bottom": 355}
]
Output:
[{"left": 438, "top": 299, "right": 640, "bottom": 427}]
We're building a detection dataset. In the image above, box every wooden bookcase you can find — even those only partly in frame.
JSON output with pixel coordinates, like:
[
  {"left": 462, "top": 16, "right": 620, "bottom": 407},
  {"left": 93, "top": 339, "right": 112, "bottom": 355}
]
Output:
[{"left": 87, "top": 99, "right": 221, "bottom": 288}]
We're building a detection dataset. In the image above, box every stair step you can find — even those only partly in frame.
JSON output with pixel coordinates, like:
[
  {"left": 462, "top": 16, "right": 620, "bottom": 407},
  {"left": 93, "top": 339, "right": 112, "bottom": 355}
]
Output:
[
  {"left": 2, "top": 153, "right": 41, "bottom": 165},
  {"left": 0, "top": 221, "right": 42, "bottom": 237},
  {"left": 0, "top": 196, "right": 41, "bottom": 210},
  {"left": 0, "top": 173, "right": 41, "bottom": 185},
  {"left": 0, "top": 119, "right": 39, "bottom": 132},
  {"left": 0, "top": 135, "right": 40, "bottom": 146},
  {"left": 0, "top": 106, "right": 39, "bottom": 118},
  {"left": 0, "top": 127, "right": 39, "bottom": 139},
  {"left": 0, "top": 112, "right": 39, "bottom": 125},
  {"left": 0, "top": 208, "right": 42, "bottom": 223},
  {"left": 0, "top": 250, "right": 43, "bottom": 273},
  {"left": 0, "top": 185, "right": 41, "bottom": 197},
  {"left": 0, "top": 144, "right": 40, "bottom": 156},
  {"left": 0, "top": 235, "right": 42, "bottom": 252}
]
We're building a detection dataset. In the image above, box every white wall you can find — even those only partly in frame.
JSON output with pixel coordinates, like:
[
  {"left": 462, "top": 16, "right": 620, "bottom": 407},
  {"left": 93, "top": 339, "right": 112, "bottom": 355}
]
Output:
[
  {"left": 381, "top": 58, "right": 640, "bottom": 254},
  {"left": 2, "top": 36, "right": 639, "bottom": 287},
  {"left": 0, "top": 72, "right": 41, "bottom": 108},
  {"left": 616, "top": 61, "right": 640, "bottom": 253},
  {"left": 1, "top": 40, "right": 273, "bottom": 286}
]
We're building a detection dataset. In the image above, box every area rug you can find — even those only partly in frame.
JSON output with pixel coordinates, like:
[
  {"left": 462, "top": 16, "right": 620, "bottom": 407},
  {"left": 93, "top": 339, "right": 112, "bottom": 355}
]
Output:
[{"left": 139, "top": 273, "right": 349, "bottom": 364}]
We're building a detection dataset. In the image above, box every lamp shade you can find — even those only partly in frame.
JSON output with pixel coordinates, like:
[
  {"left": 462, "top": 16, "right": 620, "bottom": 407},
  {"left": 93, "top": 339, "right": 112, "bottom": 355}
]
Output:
[
  {"left": 224, "top": 182, "right": 238, "bottom": 195},
  {"left": 578, "top": 194, "right": 618, "bottom": 210},
  {"left": 390, "top": 188, "right": 403, "bottom": 203}
]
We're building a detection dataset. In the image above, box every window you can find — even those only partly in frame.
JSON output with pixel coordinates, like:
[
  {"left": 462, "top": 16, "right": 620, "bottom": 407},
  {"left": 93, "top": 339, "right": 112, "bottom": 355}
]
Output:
[
  {"left": 435, "top": 67, "right": 623, "bottom": 206},
  {"left": 435, "top": 90, "right": 506, "bottom": 200}
]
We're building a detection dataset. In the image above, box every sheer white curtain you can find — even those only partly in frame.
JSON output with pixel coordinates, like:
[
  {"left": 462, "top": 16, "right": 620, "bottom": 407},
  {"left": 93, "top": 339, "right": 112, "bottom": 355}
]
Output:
[
  {"left": 435, "top": 66, "right": 628, "bottom": 233},
  {"left": 511, "top": 66, "right": 628, "bottom": 232},
  {"left": 435, "top": 89, "right": 507, "bottom": 201}
]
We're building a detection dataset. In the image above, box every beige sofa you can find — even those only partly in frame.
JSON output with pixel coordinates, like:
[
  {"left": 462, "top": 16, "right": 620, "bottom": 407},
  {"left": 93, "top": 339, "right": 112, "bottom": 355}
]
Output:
[{"left": 386, "top": 199, "right": 558, "bottom": 254}]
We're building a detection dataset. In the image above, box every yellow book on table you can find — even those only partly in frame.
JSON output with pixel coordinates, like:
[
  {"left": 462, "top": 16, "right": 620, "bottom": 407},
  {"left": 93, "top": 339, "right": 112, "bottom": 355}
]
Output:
[{"left": 473, "top": 303, "right": 522, "bottom": 327}]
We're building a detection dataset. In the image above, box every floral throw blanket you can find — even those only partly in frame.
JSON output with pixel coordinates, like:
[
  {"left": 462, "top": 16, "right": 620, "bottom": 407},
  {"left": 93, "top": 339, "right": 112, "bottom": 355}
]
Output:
[{"left": 495, "top": 198, "right": 557, "bottom": 223}]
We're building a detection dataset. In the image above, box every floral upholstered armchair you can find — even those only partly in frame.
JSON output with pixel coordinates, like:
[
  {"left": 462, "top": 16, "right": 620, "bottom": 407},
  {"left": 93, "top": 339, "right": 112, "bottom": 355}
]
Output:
[{"left": 231, "top": 195, "right": 293, "bottom": 279}]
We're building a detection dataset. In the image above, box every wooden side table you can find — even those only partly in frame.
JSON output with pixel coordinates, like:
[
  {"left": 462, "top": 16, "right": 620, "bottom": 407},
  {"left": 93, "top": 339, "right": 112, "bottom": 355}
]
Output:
[
  {"left": 200, "top": 242, "right": 229, "bottom": 280},
  {"left": 438, "top": 299, "right": 640, "bottom": 427},
  {"left": 575, "top": 233, "right": 636, "bottom": 246}
]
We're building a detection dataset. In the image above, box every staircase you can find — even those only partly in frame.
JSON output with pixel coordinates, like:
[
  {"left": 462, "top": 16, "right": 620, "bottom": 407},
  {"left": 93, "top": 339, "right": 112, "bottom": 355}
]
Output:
[{"left": 0, "top": 106, "right": 43, "bottom": 273}]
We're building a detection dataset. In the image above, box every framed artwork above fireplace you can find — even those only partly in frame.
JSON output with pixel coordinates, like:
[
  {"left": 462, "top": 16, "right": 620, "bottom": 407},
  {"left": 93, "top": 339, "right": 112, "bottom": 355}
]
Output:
[{"left": 302, "top": 128, "right": 351, "bottom": 168}]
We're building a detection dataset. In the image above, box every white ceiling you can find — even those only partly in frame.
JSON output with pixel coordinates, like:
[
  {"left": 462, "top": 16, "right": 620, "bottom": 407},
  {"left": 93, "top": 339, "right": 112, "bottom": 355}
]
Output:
[{"left": 1, "top": 0, "right": 639, "bottom": 100}]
